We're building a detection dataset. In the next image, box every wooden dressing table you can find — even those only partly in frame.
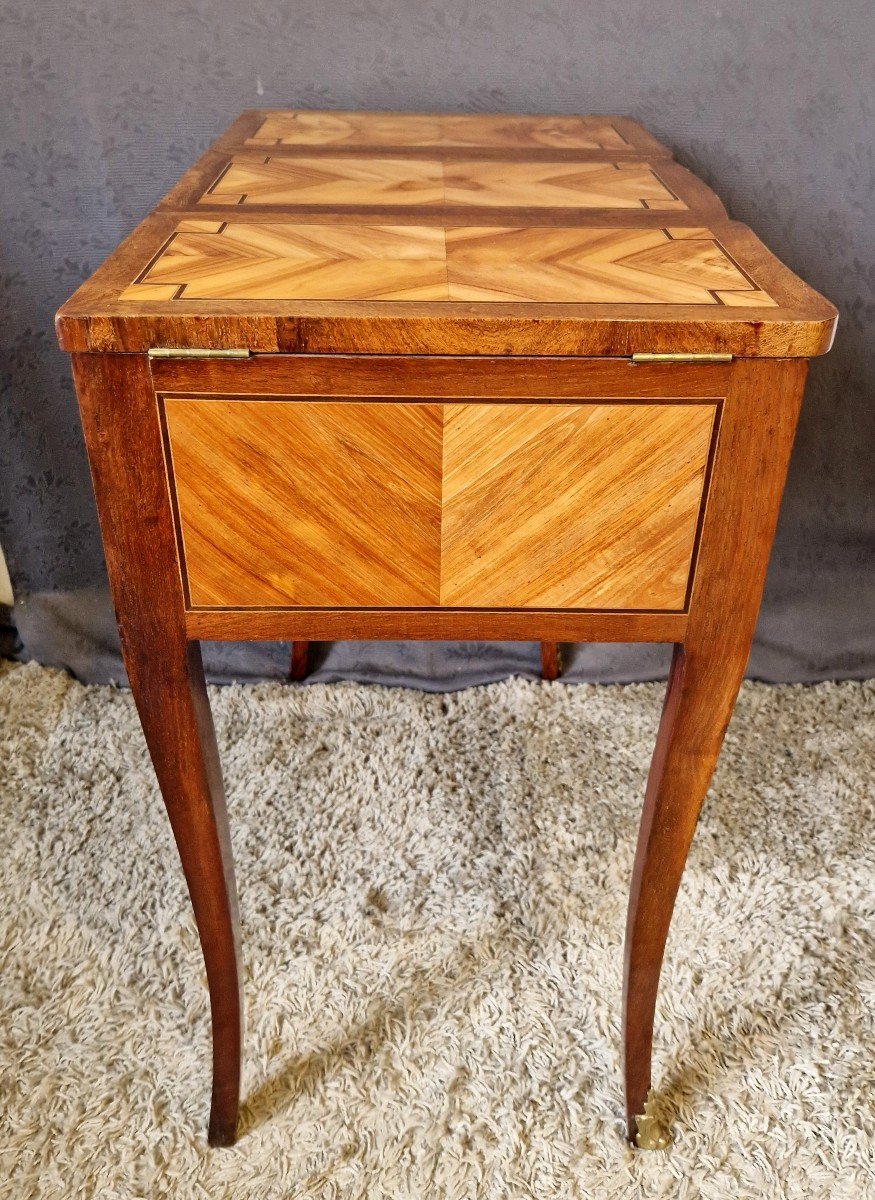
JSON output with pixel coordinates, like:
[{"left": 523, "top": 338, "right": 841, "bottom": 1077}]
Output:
[{"left": 56, "top": 108, "right": 836, "bottom": 1149}]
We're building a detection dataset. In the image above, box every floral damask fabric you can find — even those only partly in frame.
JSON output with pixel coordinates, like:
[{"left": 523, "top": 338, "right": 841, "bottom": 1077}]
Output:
[{"left": 0, "top": 1, "right": 872, "bottom": 681}]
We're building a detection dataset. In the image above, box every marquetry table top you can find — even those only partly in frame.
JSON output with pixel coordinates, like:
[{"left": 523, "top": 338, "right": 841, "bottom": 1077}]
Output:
[{"left": 56, "top": 109, "right": 837, "bottom": 357}]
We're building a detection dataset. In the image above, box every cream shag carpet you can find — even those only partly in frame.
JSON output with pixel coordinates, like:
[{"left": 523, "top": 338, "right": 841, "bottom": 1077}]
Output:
[{"left": 1, "top": 661, "right": 873, "bottom": 1199}]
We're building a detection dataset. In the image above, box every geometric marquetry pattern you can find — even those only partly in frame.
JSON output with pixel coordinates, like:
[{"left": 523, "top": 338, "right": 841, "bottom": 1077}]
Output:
[
  {"left": 203, "top": 156, "right": 443, "bottom": 208},
  {"left": 245, "top": 110, "right": 634, "bottom": 151},
  {"left": 122, "top": 222, "right": 776, "bottom": 306},
  {"left": 200, "top": 156, "right": 687, "bottom": 211},
  {"left": 124, "top": 222, "right": 448, "bottom": 302},
  {"left": 162, "top": 399, "right": 716, "bottom": 611}
]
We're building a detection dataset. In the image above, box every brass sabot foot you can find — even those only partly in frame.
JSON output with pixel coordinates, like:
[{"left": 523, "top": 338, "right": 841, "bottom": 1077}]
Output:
[{"left": 634, "top": 1089, "right": 672, "bottom": 1150}]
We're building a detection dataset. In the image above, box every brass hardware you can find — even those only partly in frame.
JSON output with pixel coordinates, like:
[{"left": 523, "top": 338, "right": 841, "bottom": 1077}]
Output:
[
  {"left": 147, "top": 347, "right": 251, "bottom": 360},
  {"left": 634, "top": 1090, "right": 672, "bottom": 1150},
  {"left": 631, "top": 352, "right": 733, "bottom": 363}
]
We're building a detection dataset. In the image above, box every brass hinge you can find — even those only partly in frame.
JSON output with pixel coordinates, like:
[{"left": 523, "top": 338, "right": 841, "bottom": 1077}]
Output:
[
  {"left": 147, "top": 347, "right": 251, "bottom": 360},
  {"left": 631, "top": 352, "right": 733, "bottom": 363}
]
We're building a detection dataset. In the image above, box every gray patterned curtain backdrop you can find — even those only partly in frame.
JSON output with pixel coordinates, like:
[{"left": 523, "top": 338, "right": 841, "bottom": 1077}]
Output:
[{"left": 1, "top": 1, "right": 872, "bottom": 685}]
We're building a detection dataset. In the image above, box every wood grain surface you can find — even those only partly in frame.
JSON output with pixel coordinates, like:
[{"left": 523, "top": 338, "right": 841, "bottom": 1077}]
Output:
[
  {"left": 162, "top": 397, "right": 715, "bottom": 612},
  {"left": 242, "top": 110, "right": 657, "bottom": 153},
  {"left": 440, "top": 402, "right": 715, "bottom": 608},
  {"left": 163, "top": 399, "right": 443, "bottom": 607},
  {"left": 120, "top": 223, "right": 776, "bottom": 307},
  {"left": 55, "top": 108, "right": 837, "bottom": 356},
  {"left": 200, "top": 156, "right": 688, "bottom": 211}
]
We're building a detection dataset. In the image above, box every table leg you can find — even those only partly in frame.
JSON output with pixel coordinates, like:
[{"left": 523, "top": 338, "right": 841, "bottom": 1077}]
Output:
[
  {"left": 540, "top": 641, "right": 561, "bottom": 681},
  {"left": 622, "top": 359, "right": 808, "bottom": 1147},
  {"left": 72, "top": 353, "right": 243, "bottom": 1146},
  {"left": 623, "top": 640, "right": 747, "bottom": 1147},
  {"left": 131, "top": 639, "right": 242, "bottom": 1146},
  {"left": 288, "top": 640, "right": 311, "bottom": 681}
]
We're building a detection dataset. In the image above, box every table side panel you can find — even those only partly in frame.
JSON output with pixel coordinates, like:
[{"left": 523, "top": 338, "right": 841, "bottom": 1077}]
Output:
[
  {"left": 163, "top": 398, "right": 444, "bottom": 608},
  {"left": 160, "top": 389, "right": 719, "bottom": 613}
]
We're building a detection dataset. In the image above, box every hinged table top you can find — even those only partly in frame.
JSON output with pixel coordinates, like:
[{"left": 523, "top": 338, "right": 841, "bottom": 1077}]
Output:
[{"left": 56, "top": 109, "right": 836, "bottom": 358}]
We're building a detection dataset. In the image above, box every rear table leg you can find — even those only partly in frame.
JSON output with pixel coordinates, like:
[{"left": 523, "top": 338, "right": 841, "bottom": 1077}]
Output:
[
  {"left": 288, "top": 641, "right": 310, "bottom": 681},
  {"left": 540, "top": 641, "right": 562, "bottom": 681}
]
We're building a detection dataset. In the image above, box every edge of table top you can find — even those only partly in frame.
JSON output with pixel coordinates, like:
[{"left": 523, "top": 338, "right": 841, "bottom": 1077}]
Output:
[
  {"left": 212, "top": 110, "right": 676, "bottom": 158},
  {"left": 55, "top": 109, "right": 838, "bottom": 358}
]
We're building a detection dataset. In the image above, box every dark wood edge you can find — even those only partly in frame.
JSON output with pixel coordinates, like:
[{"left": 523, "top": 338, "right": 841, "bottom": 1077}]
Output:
[
  {"left": 158, "top": 202, "right": 717, "bottom": 225},
  {"left": 210, "top": 110, "right": 267, "bottom": 149},
  {"left": 155, "top": 387, "right": 194, "bottom": 609},
  {"left": 57, "top": 311, "right": 836, "bottom": 358},
  {"left": 185, "top": 608, "right": 686, "bottom": 642},
  {"left": 202, "top": 144, "right": 675, "bottom": 163},
  {"left": 609, "top": 115, "right": 675, "bottom": 158},
  {"left": 150, "top": 355, "right": 733, "bottom": 396},
  {"left": 158, "top": 390, "right": 725, "bottom": 407},
  {"left": 286, "top": 310, "right": 836, "bottom": 358}
]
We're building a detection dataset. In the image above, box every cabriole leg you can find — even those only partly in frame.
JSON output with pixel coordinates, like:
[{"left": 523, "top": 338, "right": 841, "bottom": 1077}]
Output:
[
  {"left": 72, "top": 352, "right": 242, "bottom": 1146},
  {"left": 622, "top": 359, "right": 808, "bottom": 1147},
  {"left": 623, "top": 641, "right": 745, "bottom": 1146}
]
